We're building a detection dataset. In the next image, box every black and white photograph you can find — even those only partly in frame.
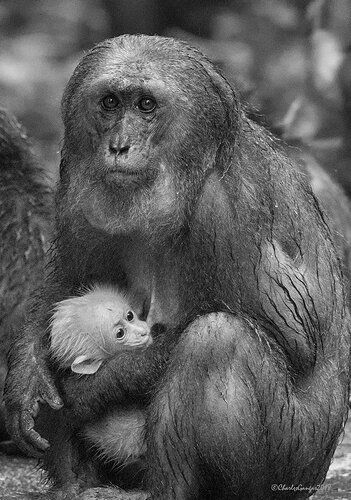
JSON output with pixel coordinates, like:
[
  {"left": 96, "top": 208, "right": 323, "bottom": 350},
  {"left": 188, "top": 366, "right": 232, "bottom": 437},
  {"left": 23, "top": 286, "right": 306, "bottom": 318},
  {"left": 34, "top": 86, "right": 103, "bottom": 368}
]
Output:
[{"left": 1, "top": 1, "right": 351, "bottom": 499}]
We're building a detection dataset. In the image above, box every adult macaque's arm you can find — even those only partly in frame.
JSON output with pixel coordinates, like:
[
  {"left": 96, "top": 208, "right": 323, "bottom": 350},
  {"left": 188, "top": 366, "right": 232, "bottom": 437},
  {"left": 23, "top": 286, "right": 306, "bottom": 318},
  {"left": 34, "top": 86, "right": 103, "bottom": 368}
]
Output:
[{"left": 4, "top": 294, "right": 63, "bottom": 457}]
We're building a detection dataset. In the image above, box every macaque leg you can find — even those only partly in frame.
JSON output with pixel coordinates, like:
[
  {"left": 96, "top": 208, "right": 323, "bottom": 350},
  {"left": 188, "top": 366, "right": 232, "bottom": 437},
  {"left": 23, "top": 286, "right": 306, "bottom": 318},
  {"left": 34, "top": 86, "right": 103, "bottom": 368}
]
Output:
[
  {"left": 146, "top": 313, "right": 345, "bottom": 500},
  {"left": 37, "top": 407, "right": 100, "bottom": 495}
]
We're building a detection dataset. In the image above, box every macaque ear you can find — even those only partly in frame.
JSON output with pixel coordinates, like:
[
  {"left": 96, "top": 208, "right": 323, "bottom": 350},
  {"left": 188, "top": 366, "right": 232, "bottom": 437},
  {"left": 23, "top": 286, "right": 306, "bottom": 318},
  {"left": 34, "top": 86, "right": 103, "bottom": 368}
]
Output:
[{"left": 71, "top": 355, "right": 103, "bottom": 374}]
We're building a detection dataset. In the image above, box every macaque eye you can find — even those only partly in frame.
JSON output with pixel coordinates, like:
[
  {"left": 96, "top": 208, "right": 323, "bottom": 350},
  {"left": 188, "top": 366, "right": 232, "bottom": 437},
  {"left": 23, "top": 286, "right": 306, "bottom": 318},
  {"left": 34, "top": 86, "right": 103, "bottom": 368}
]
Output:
[
  {"left": 115, "top": 328, "right": 125, "bottom": 340},
  {"left": 137, "top": 97, "right": 156, "bottom": 113},
  {"left": 126, "top": 310, "right": 134, "bottom": 321},
  {"left": 101, "top": 95, "right": 119, "bottom": 110}
]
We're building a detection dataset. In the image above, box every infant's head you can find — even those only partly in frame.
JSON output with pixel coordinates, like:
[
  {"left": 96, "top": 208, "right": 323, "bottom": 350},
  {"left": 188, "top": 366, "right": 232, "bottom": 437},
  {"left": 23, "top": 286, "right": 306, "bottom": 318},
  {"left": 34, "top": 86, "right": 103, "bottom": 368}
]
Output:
[{"left": 50, "top": 284, "right": 151, "bottom": 374}]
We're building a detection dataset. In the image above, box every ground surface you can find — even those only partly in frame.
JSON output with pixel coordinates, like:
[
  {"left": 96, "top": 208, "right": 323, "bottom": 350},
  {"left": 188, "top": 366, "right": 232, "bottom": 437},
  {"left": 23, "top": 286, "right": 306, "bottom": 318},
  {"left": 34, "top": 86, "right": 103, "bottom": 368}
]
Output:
[{"left": 1, "top": 420, "right": 351, "bottom": 499}]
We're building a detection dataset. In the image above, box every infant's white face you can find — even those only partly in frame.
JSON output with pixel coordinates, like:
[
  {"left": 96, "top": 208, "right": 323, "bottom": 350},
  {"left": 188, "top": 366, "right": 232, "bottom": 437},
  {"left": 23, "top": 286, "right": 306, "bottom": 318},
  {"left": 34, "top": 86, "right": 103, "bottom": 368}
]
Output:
[
  {"left": 91, "top": 302, "right": 151, "bottom": 349},
  {"left": 50, "top": 284, "right": 152, "bottom": 375},
  {"left": 75, "top": 286, "right": 151, "bottom": 348}
]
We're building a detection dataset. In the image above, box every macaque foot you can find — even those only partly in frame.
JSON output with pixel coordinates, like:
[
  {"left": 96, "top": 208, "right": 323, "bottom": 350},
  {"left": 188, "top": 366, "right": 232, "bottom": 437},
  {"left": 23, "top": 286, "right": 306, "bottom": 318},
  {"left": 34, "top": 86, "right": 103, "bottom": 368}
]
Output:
[
  {"left": 75, "top": 487, "right": 149, "bottom": 500},
  {"left": 42, "top": 486, "right": 148, "bottom": 500},
  {"left": 42, "top": 484, "right": 83, "bottom": 500}
]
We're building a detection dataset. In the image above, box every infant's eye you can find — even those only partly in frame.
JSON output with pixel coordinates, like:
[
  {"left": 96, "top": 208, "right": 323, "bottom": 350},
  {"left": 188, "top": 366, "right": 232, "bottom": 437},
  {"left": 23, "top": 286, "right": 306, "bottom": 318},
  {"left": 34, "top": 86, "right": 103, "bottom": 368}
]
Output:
[
  {"left": 126, "top": 310, "right": 134, "bottom": 321},
  {"left": 115, "top": 328, "right": 125, "bottom": 340},
  {"left": 101, "top": 95, "right": 119, "bottom": 110},
  {"left": 137, "top": 97, "right": 156, "bottom": 113}
]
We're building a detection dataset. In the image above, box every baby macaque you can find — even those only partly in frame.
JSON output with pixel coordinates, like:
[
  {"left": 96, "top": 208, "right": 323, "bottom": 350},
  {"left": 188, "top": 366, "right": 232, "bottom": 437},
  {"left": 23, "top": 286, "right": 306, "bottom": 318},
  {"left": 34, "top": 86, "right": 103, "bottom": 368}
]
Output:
[{"left": 50, "top": 284, "right": 152, "bottom": 375}]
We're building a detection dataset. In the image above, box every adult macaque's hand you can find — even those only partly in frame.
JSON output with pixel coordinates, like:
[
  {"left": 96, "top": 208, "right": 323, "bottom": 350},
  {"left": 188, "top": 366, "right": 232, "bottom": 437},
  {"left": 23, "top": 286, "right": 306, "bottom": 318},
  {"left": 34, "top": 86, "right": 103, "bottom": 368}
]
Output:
[{"left": 4, "top": 346, "right": 63, "bottom": 457}]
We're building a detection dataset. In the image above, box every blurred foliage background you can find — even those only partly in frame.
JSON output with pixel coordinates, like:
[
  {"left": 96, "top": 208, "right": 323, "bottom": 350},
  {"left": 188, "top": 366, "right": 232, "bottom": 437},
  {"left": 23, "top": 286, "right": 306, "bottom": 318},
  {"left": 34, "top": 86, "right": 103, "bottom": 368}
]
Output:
[{"left": 0, "top": 0, "right": 351, "bottom": 190}]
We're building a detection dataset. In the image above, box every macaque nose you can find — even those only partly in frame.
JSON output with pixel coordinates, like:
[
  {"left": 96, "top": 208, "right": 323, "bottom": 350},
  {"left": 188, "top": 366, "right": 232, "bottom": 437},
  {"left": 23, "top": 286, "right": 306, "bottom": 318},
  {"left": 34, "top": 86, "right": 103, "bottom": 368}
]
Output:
[{"left": 109, "top": 137, "right": 130, "bottom": 155}]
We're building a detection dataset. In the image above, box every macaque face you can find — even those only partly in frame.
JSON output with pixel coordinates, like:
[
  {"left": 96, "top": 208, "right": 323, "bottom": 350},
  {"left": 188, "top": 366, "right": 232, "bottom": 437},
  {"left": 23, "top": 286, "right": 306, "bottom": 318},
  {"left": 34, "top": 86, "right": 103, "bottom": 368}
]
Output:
[
  {"left": 78, "top": 79, "right": 168, "bottom": 186},
  {"left": 62, "top": 58, "right": 188, "bottom": 235},
  {"left": 60, "top": 37, "right": 229, "bottom": 235},
  {"left": 50, "top": 285, "right": 153, "bottom": 375},
  {"left": 111, "top": 308, "right": 151, "bottom": 349},
  {"left": 70, "top": 306, "right": 152, "bottom": 375}
]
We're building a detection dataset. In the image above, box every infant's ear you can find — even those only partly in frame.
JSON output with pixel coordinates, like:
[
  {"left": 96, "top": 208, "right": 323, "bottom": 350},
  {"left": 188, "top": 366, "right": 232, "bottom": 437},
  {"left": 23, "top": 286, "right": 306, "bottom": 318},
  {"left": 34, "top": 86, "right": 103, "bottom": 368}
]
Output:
[{"left": 71, "top": 355, "right": 103, "bottom": 374}]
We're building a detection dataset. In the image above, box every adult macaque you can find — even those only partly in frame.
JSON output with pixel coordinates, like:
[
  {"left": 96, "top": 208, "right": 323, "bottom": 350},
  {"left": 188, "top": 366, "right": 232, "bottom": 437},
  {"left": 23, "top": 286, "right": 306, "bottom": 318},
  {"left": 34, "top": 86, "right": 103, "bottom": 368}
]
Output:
[
  {"left": 0, "top": 109, "right": 51, "bottom": 444},
  {"left": 5, "top": 35, "right": 351, "bottom": 499}
]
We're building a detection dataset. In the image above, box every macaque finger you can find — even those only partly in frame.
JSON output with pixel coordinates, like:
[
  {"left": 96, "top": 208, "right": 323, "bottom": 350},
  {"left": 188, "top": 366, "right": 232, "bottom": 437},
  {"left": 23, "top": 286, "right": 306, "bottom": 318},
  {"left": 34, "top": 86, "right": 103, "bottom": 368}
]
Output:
[{"left": 19, "top": 410, "right": 50, "bottom": 454}]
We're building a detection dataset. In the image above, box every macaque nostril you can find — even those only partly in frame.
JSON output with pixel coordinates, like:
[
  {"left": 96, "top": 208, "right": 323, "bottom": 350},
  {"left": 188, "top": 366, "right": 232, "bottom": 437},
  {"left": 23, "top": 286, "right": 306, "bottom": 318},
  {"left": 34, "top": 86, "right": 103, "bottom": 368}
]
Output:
[
  {"left": 109, "top": 142, "right": 118, "bottom": 154},
  {"left": 119, "top": 145, "right": 130, "bottom": 155},
  {"left": 109, "top": 141, "right": 130, "bottom": 155}
]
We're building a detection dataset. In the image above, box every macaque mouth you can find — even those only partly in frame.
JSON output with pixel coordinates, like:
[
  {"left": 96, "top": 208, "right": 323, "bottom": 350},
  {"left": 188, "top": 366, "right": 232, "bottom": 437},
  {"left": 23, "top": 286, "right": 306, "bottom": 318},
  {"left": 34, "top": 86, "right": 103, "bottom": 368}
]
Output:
[
  {"left": 101, "top": 163, "right": 159, "bottom": 186},
  {"left": 103, "top": 168, "right": 146, "bottom": 183},
  {"left": 131, "top": 336, "right": 153, "bottom": 348},
  {"left": 109, "top": 168, "right": 143, "bottom": 176}
]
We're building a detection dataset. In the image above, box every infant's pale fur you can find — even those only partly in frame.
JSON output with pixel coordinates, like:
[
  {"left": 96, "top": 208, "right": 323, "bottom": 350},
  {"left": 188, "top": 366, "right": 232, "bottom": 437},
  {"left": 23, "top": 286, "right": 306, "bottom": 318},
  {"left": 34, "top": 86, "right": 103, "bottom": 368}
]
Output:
[{"left": 50, "top": 284, "right": 151, "bottom": 374}]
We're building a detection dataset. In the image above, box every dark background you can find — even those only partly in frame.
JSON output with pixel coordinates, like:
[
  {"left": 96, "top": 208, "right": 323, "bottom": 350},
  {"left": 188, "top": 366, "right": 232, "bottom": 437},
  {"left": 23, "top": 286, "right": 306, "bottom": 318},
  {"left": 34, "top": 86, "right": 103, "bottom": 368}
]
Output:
[{"left": 0, "top": 0, "right": 351, "bottom": 187}]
